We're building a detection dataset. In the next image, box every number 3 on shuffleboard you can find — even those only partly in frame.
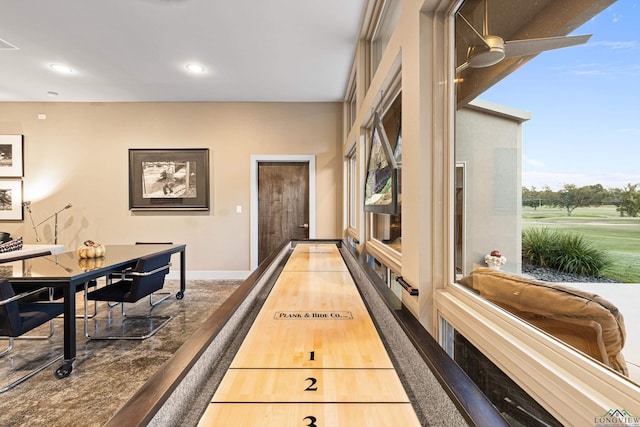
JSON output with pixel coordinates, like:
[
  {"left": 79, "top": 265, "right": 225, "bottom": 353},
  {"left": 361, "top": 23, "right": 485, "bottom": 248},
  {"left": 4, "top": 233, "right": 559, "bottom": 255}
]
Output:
[{"left": 303, "top": 416, "right": 318, "bottom": 427}]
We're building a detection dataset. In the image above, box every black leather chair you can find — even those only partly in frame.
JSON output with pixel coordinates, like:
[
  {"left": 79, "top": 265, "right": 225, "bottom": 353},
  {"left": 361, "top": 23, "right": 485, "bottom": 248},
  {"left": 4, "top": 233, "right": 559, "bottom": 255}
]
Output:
[
  {"left": 0, "top": 279, "right": 64, "bottom": 392},
  {"left": 85, "top": 252, "right": 172, "bottom": 340},
  {"left": 134, "top": 242, "right": 173, "bottom": 306},
  {"left": 104, "top": 242, "right": 174, "bottom": 308}
]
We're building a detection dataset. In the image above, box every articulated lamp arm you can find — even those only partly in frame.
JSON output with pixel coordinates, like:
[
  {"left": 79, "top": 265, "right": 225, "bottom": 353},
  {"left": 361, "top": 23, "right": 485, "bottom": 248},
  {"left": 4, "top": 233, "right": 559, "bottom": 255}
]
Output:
[{"left": 23, "top": 202, "right": 72, "bottom": 244}]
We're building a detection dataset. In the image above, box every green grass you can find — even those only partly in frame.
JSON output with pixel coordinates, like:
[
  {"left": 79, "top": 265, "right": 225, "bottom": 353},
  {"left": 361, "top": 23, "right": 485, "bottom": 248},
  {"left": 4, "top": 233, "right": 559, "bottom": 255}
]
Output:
[{"left": 522, "top": 205, "right": 640, "bottom": 283}]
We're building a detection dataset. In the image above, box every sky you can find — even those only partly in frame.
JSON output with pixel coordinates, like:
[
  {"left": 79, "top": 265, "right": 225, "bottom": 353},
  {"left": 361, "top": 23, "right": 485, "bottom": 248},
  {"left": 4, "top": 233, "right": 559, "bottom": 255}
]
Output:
[{"left": 481, "top": 1, "right": 640, "bottom": 191}]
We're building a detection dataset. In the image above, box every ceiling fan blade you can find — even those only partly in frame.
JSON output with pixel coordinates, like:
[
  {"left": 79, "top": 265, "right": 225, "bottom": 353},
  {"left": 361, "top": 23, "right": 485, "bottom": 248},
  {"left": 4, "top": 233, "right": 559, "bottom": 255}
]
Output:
[
  {"left": 456, "top": 61, "right": 471, "bottom": 74},
  {"left": 504, "top": 34, "right": 592, "bottom": 58},
  {"left": 456, "top": 12, "right": 489, "bottom": 48}
]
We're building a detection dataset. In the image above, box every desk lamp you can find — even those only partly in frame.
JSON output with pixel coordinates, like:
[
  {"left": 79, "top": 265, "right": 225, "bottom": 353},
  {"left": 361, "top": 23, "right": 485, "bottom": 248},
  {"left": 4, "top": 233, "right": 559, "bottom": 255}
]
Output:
[{"left": 23, "top": 202, "right": 72, "bottom": 244}]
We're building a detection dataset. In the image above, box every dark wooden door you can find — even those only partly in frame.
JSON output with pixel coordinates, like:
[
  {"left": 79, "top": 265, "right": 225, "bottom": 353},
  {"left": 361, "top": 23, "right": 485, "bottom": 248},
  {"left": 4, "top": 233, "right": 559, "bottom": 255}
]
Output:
[{"left": 258, "top": 162, "right": 309, "bottom": 263}]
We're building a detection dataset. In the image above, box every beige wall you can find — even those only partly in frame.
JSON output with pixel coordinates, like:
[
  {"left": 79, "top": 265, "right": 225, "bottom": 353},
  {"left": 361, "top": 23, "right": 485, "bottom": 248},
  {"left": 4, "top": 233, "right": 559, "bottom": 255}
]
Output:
[
  {"left": 0, "top": 102, "right": 343, "bottom": 276},
  {"left": 344, "top": 0, "right": 447, "bottom": 332}
]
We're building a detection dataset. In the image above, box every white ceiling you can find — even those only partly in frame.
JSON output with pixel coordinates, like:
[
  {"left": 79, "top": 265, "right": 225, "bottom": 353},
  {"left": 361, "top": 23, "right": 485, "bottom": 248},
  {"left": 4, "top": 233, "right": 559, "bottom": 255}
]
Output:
[{"left": 0, "top": 0, "right": 366, "bottom": 103}]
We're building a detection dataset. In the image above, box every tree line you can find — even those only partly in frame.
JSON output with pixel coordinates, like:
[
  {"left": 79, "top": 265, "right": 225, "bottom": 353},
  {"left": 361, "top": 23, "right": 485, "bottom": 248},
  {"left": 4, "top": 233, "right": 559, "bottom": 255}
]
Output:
[{"left": 522, "top": 183, "right": 640, "bottom": 217}]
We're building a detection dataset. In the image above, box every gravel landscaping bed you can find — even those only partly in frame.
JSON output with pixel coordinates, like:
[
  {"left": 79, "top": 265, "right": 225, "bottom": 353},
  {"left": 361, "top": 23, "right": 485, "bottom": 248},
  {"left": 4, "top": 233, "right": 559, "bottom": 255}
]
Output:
[{"left": 522, "top": 264, "right": 619, "bottom": 283}]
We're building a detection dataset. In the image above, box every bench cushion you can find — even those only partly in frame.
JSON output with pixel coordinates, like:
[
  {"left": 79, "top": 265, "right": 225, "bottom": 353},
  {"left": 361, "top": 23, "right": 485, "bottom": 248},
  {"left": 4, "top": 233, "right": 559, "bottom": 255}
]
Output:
[{"left": 458, "top": 267, "right": 628, "bottom": 376}]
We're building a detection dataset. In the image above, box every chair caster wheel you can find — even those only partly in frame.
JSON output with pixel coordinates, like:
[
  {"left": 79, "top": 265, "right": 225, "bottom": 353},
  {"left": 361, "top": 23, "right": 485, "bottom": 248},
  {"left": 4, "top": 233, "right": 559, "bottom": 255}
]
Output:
[
  {"left": 176, "top": 291, "right": 184, "bottom": 300},
  {"left": 54, "top": 362, "right": 73, "bottom": 379}
]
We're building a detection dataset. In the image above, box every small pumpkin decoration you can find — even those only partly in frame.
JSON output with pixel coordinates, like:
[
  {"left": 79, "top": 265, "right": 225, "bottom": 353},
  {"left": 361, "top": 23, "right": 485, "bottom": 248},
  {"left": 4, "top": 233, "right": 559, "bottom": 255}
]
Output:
[{"left": 77, "top": 240, "right": 106, "bottom": 259}]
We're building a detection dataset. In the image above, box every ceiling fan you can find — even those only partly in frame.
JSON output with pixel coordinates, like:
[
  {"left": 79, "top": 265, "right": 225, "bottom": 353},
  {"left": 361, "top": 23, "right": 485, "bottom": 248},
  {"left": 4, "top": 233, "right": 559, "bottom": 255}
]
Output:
[{"left": 456, "top": 0, "right": 592, "bottom": 73}]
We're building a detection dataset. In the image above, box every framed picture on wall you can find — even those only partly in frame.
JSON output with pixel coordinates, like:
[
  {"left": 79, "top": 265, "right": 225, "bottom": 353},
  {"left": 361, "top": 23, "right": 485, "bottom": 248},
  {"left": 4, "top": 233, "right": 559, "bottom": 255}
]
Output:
[
  {"left": 0, "top": 180, "right": 23, "bottom": 220},
  {"left": 0, "top": 135, "right": 24, "bottom": 178},
  {"left": 128, "top": 148, "right": 210, "bottom": 211}
]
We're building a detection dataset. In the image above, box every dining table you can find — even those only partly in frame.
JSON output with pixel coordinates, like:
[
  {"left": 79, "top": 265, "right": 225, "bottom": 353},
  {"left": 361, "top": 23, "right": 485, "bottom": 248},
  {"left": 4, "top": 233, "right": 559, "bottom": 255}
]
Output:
[{"left": 5, "top": 243, "right": 186, "bottom": 379}]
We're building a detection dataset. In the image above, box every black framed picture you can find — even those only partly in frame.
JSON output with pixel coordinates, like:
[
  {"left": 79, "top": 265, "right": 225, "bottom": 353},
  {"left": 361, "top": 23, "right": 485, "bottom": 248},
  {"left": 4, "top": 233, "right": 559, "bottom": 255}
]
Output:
[
  {"left": 0, "top": 135, "right": 24, "bottom": 178},
  {"left": 0, "top": 179, "right": 23, "bottom": 220},
  {"left": 129, "top": 148, "right": 210, "bottom": 211},
  {"left": 364, "top": 113, "right": 398, "bottom": 215}
]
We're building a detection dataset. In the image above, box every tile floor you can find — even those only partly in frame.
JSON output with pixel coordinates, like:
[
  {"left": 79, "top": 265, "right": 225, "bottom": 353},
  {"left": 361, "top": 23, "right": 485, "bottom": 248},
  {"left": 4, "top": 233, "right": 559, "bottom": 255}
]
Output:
[{"left": 0, "top": 279, "right": 241, "bottom": 427}]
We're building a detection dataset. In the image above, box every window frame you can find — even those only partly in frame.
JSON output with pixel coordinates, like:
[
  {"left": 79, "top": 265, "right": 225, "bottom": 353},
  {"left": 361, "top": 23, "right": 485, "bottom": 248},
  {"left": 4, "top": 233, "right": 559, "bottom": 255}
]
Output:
[
  {"left": 363, "top": 0, "right": 401, "bottom": 86},
  {"left": 364, "top": 81, "right": 402, "bottom": 268},
  {"left": 346, "top": 143, "right": 358, "bottom": 232},
  {"left": 440, "top": 1, "right": 640, "bottom": 423},
  {"left": 345, "top": 61, "right": 358, "bottom": 136}
]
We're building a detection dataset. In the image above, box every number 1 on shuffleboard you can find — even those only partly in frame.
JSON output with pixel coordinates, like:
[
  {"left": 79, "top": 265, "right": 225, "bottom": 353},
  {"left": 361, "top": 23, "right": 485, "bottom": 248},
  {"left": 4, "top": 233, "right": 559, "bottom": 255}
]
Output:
[{"left": 309, "top": 351, "right": 315, "bottom": 361}]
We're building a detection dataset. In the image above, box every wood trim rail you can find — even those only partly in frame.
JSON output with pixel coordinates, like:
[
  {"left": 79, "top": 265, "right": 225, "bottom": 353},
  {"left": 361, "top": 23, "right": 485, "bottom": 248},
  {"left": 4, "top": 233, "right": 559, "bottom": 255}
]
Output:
[{"left": 103, "top": 241, "right": 291, "bottom": 426}]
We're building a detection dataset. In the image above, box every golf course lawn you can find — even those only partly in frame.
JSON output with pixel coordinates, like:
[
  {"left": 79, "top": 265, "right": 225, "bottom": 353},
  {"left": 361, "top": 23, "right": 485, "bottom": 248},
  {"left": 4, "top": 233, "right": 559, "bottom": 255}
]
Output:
[{"left": 523, "top": 205, "right": 640, "bottom": 283}]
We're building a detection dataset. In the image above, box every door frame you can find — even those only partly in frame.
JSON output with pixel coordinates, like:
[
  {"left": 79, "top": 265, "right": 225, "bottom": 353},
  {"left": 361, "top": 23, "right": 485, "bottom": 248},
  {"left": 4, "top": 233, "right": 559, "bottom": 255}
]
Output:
[{"left": 250, "top": 154, "right": 316, "bottom": 269}]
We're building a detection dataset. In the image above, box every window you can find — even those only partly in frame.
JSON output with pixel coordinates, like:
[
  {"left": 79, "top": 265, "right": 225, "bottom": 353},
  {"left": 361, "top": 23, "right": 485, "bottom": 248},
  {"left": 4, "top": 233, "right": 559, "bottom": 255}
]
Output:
[
  {"left": 345, "top": 70, "right": 357, "bottom": 134},
  {"left": 348, "top": 82, "right": 357, "bottom": 131},
  {"left": 347, "top": 145, "right": 358, "bottom": 230},
  {"left": 453, "top": 0, "right": 637, "bottom": 386},
  {"left": 368, "top": 93, "right": 402, "bottom": 253},
  {"left": 366, "top": 253, "right": 402, "bottom": 299},
  {"left": 364, "top": 112, "right": 398, "bottom": 215},
  {"left": 367, "top": 0, "right": 401, "bottom": 81},
  {"left": 440, "top": 317, "right": 563, "bottom": 426}
]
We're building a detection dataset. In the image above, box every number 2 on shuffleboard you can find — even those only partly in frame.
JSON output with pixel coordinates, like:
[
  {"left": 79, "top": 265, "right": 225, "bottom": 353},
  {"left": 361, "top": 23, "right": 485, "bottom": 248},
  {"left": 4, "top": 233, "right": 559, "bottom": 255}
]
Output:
[
  {"left": 304, "top": 377, "right": 318, "bottom": 391},
  {"left": 303, "top": 353, "right": 317, "bottom": 426}
]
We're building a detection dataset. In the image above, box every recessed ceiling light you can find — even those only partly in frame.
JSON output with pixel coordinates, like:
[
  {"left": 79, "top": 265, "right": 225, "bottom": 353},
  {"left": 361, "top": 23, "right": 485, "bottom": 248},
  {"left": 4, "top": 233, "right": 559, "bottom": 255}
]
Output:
[
  {"left": 185, "top": 63, "right": 205, "bottom": 73},
  {"left": 50, "top": 63, "right": 73, "bottom": 74}
]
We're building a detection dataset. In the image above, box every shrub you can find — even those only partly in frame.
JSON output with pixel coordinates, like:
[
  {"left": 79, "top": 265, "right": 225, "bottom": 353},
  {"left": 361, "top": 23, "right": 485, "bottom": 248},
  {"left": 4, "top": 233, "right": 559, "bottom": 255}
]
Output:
[
  {"left": 522, "top": 227, "right": 610, "bottom": 276},
  {"left": 522, "top": 227, "right": 555, "bottom": 268}
]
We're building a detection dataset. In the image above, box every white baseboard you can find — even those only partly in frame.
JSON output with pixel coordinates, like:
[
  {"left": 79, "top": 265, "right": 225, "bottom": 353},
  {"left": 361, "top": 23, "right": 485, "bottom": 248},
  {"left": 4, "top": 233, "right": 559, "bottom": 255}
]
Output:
[{"left": 166, "top": 271, "right": 251, "bottom": 281}]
